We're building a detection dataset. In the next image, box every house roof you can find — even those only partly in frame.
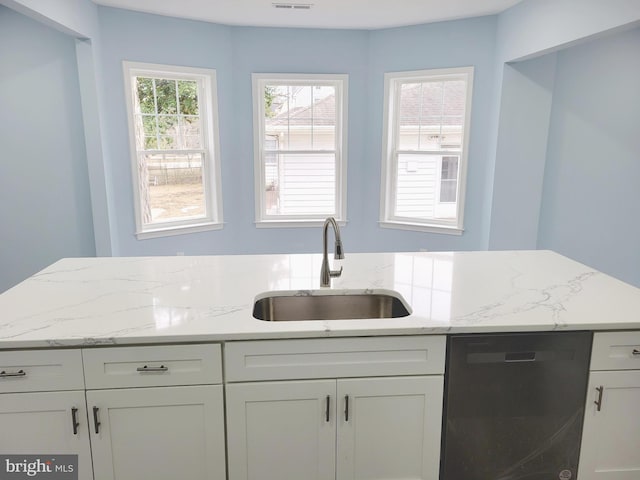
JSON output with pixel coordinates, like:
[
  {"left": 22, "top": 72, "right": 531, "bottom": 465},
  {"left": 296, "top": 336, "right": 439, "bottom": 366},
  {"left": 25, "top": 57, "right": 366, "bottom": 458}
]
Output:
[
  {"left": 398, "top": 81, "right": 466, "bottom": 127},
  {"left": 266, "top": 82, "right": 466, "bottom": 128},
  {"left": 266, "top": 93, "right": 336, "bottom": 127}
]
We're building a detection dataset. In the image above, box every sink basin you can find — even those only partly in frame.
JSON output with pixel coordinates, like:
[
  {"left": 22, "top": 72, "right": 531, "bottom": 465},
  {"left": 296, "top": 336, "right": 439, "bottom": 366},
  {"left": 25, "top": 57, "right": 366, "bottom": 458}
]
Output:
[{"left": 253, "top": 290, "right": 411, "bottom": 321}]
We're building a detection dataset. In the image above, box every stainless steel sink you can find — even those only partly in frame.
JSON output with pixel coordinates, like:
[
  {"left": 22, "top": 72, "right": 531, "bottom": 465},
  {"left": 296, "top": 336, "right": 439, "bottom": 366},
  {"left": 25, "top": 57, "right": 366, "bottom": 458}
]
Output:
[{"left": 253, "top": 290, "right": 411, "bottom": 321}]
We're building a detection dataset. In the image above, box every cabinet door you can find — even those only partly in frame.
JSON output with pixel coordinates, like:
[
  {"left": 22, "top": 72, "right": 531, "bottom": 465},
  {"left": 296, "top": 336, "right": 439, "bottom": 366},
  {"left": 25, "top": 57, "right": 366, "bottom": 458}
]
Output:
[
  {"left": 0, "top": 391, "right": 93, "bottom": 479},
  {"left": 87, "top": 385, "right": 225, "bottom": 480},
  {"left": 579, "top": 370, "right": 640, "bottom": 480},
  {"left": 336, "top": 376, "right": 444, "bottom": 480},
  {"left": 226, "top": 380, "right": 336, "bottom": 480}
]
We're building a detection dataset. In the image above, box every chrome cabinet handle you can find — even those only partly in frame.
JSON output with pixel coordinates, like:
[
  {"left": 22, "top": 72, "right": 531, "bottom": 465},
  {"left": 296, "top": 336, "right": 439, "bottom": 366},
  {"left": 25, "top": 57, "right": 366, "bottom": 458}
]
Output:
[
  {"left": 136, "top": 365, "right": 168, "bottom": 373},
  {"left": 632, "top": 349, "right": 640, "bottom": 356},
  {"left": 0, "top": 369, "right": 26, "bottom": 378},
  {"left": 345, "top": 395, "right": 350, "bottom": 422},
  {"left": 594, "top": 386, "right": 604, "bottom": 412},
  {"left": 93, "top": 406, "right": 101, "bottom": 434},
  {"left": 325, "top": 395, "right": 330, "bottom": 423},
  {"left": 71, "top": 407, "right": 80, "bottom": 435}
]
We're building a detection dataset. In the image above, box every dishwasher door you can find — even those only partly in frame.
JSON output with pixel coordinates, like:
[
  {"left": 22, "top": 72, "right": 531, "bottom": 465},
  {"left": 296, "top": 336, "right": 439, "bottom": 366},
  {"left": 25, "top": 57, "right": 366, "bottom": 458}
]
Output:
[{"left": 440, "top": 332, "right": 592, "bottom": 480}]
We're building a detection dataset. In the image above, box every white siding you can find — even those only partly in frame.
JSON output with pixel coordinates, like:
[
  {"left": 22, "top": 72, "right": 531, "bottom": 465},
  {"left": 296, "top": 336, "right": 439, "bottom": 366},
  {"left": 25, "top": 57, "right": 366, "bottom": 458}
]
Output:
[
  {"left": 395, "top": 154, "right": 438, "bottom": 219},
  {"left": 279, "top": 154, "right": 335, "bottom": 215}
]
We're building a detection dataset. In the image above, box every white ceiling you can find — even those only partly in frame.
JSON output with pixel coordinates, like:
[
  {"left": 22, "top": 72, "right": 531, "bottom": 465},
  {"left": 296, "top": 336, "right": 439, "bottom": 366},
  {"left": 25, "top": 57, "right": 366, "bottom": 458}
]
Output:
[{"left": 92, "top": 0, "right": 523, "bottom": 30}]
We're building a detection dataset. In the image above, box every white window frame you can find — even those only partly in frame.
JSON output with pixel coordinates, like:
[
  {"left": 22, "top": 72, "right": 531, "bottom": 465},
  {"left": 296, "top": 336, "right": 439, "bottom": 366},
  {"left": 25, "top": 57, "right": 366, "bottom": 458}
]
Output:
[
  {"left": 379, "top": 67, "right": 474, "bottom": 235},
  {"left": 123, "top": 61, "right": 223, "bottom": 239},
  {"left": 252, "top": 73, "right": 348, "bottom": 227}
]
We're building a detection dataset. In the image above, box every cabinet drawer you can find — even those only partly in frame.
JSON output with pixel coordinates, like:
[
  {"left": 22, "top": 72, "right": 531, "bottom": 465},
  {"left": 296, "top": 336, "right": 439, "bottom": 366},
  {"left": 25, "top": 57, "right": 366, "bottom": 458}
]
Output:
[
  {"left": 0, "top": 349, "right": 84, "bottom": 393},
  {"left": 225, "top": 335, "right": 446, "bottom": 382},
  {"left": 591, "top": 332, "right": 640, "bottom": 371},
  {"left": 83, "top": 344, "right": 222, "bottom": 389}
]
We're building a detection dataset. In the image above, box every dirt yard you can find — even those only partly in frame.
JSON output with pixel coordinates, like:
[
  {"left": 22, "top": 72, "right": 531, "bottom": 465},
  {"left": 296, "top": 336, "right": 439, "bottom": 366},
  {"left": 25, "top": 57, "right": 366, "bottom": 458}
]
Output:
[{"left": 149, "top": 182, "right": 205, "bottom": 220}]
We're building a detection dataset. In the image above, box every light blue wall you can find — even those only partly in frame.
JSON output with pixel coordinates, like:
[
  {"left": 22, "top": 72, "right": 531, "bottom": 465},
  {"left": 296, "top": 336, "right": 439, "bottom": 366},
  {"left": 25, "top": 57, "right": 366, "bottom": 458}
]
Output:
[
  {"left": 497, "top": 0, "right": 640, "bottom": 62},
  {"left": 5, "top": 1, "right": 639, "bottom": 288},
  {"left": 0, "top": 6, "right": 96, "bottom": 292},
  {"left": 98, "top": 8, "right": 234, "bottom": 256},
  {"left": 488, "top": 54, "right": 557, "bottom": 250},
  {"left": 98, "top": 8, "right": 497, "bottom": 256},
  {"left": 3, "top": 0, "right": 118, "bottom": 257},
  {"left": 229, "top": 27, "right": 369, "bottom": 254},
  {"left": 363, "top": 17, "right": 498, "bottom": 252},
  {"left": 75, "top": 36, "right": 119, "bottom": 257},
  {"left": 537, "top": 27, "right": 640, "bottom": 287},
  {"left": 482, "top": 0, "right": 640, "bottom": 250},
  {"left": 2, "top": 0, "right": 99, "bottom": 38}
]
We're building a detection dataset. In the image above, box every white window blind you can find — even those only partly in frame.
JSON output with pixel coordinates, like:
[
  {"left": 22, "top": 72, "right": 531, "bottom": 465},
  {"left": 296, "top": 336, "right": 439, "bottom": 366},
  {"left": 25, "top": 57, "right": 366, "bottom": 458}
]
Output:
[{"left": 253, "top": 74, "right": 348, "bottom": 225}]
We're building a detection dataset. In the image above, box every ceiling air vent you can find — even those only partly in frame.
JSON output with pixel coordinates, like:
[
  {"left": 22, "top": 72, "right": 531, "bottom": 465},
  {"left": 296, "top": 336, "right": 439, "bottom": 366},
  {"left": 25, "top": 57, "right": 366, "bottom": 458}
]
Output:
[{"left": 272, "top": 3, "right": 313, "bottom": 9}]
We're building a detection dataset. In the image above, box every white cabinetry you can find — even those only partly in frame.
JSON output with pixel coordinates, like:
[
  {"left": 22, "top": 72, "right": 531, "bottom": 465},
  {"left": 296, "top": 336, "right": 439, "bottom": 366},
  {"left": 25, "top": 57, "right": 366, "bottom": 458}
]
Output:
[
  {"left": 0, "top": 344, "right": 226, "bottom": 480},
  {"left": 227, "top": 380, "right": 336, "bottom": 480},
  {"left": 0, "top": 350, "right": 93, "bottom": 479},
  {"left": 82, "top": 344, "right": 226, "bottom": 480},
  {"left": 225, "top": 336, "right": 445, "bottom": 480},
  {"left": 336, "top": 376, "right": 443, "bottom": 480},
  {"left": 86, "top": 385, "right": 224, "bottom": 480},
  {"left": 579, "top": 332, "right": 640, "bottom": 479}
]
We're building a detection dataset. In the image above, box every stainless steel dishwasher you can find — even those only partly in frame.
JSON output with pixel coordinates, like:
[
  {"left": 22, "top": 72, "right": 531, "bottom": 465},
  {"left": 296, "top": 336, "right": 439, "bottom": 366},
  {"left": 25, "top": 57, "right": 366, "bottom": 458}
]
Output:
[{"left": 441, "top": 332, "right": 592, "bottom": 480}]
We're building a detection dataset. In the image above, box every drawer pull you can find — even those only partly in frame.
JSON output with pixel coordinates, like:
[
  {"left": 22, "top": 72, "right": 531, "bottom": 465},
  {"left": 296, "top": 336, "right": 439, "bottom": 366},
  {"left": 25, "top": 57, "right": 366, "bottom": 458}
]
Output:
[
  {"left": 594, "top": 386, "right": 604, "bottom": 412},
  {"left": 345, "top": 395, "right": 350, "bottom": 422},
  {"left": 632, "top": 349, "right": 640, "bottom": 356},
  {"left": 71, "top": 407, "right": 80, "bottom": 435},
  {"left": 136, "top": 365, "right": 168, "bottom": 373},
  {"left": 93, "top": 407, "right": 101, "bottom": 434},
  {"left": 325, "top": 395, "right": 330, "bottom": 423},
  {"left": 0, "top": 369, "right": 26, "bottom": 378}
]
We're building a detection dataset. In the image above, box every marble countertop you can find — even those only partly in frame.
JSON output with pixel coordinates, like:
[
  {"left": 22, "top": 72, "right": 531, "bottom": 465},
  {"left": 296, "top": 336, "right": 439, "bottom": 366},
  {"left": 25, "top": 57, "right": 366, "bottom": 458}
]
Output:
[{"left": 1, "top": 250, "right": 639, "bottom": 349}]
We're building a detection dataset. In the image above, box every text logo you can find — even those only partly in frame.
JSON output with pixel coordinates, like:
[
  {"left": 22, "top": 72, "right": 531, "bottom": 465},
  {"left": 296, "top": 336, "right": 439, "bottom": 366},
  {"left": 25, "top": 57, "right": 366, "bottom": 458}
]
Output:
[{"left": 0, "top": 456, "right": 77, "bottom": 479}]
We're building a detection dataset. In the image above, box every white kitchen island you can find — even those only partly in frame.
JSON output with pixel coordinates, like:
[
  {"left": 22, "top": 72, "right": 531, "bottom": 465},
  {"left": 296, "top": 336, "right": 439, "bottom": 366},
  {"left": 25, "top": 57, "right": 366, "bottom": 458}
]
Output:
[
  {"left": 1, "top": 250, "right": 640, "bottom": 348},
  {"left": 0, "top": 250, "right": 639, "bottom": 480}
]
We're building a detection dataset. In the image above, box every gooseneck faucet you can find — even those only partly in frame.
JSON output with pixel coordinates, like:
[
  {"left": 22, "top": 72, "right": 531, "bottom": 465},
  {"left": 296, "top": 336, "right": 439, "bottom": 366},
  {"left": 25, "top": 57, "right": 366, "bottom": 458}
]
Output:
[{"left": 320, "top": 217, "right": 345, "bottom": 287}]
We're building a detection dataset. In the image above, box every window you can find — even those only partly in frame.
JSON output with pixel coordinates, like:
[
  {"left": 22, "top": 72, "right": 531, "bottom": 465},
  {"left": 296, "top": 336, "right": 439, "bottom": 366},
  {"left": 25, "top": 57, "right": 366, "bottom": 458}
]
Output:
[
  {"left": 252, "top": 74, "right": 348, "bottom": 226},
  {"left": 439, "top": 156, "right": 458, "bottom": 203},
  {"left": 123, "top": 62, "right": 223, "bottom": 238},
  {"left": 380, "top": 67, "right": 473, "bottom": 234}
]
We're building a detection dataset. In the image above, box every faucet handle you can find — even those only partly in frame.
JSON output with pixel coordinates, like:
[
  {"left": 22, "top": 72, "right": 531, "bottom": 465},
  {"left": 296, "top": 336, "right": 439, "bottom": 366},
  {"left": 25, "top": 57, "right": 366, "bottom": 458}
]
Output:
[{"left": 329, "top": 266, "right": 343, "bottom": 278}]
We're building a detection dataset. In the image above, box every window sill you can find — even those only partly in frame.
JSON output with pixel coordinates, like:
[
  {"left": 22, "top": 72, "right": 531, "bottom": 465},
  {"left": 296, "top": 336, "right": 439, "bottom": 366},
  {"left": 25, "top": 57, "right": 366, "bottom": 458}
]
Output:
[
  {"left": 136, "top": 221, "right": 223, "bottom": 240},
  {"left": 379, "top": 220, "right": 463, "bottom": 236},
  {"left": 255, "top": 219, "right": 347, "bottom": 229}
]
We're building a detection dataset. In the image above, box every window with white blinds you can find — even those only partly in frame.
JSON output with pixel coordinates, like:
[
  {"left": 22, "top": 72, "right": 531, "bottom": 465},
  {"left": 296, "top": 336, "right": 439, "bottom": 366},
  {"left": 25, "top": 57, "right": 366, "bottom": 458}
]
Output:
[
  {"left": 380, "top": 67, "right": 473, "bottom": 234},
  {"left": 253, "top": 74, "right": 348, "bottom": 225}
]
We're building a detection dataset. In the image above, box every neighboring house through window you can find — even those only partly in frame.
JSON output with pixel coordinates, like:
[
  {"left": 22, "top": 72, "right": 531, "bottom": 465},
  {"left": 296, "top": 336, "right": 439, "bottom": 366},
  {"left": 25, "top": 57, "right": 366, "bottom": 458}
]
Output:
[
  {"left": 380, "top": 67, "right": 473, "bottom": 234},
  {"left": 253, "top": 74, "right": 348, "bottom": 226},
  {"left": 123, "top": 62, "right": 223, "bottom": 239}
]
